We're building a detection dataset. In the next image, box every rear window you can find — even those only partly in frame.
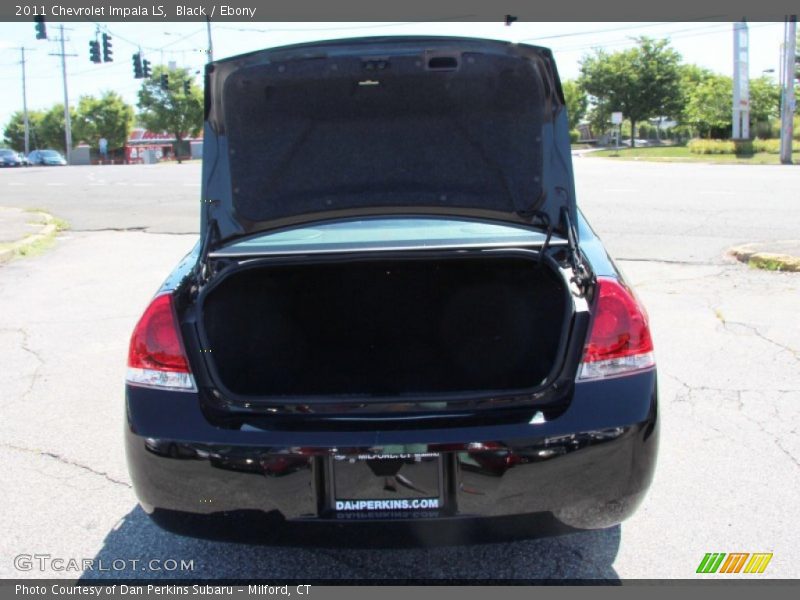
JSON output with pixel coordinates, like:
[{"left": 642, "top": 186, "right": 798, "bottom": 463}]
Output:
[{"left": 213, "top": 218, "right": 551, "bottom": 255}]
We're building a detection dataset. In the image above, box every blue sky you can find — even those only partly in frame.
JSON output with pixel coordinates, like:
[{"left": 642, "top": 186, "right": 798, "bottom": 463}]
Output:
[{"left": 0, "top": 21, "right": 787, "bottom": 134}]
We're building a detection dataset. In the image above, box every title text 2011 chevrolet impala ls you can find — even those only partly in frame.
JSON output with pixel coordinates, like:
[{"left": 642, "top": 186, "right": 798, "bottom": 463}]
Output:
[{"left": 125, "top": 36, "right": 658, "bottom": 537}]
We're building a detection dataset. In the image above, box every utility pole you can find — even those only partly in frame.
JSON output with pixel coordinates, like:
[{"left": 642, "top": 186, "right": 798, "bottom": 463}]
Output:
[
  {"left": 779, "top": 15, "right": 797, "bottom": 165},
  {"left": 49, "top": 25, "right": 76, "bottom": 164},
  {"left": 20, "top": 47, "right": 31, "bottom": 155},
  {"left": 732, "top": 21, "right": 750, "bottom": 140},
  {"left": 206, "top": 17, "right": 213, "bottom": 63}
]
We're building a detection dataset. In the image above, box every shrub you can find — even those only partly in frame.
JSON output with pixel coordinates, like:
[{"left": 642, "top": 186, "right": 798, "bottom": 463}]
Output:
[
  {"left": 569, "top": 129, "right": 580, "bottom": 144},
  {"left": 687, "top": 139, "right": 760, "bottom": 155},
  {"left": 687, "top": 139, "right": 735, "bottom": 154},
  {"left": 752, "top": 138, "right": 781, "bottom": 153},
  {"left": 733, "top": 140, "right": 754, "bottom": 155}
]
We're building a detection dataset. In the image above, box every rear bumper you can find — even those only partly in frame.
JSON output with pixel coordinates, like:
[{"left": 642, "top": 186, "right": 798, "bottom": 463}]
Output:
[{"left": 125, "top": 370, "right": 658, "bottom": 533}]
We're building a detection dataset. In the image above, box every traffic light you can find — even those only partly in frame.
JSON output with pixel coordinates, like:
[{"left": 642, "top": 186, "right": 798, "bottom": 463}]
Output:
[
  {"left": 142, "top": 59, "right": 151, "bottom": 78},
  {"left": 34, "top": 15, "right": 46, "bottom": 40},
  {"left": 101, "top": 33, "right": 113, "bottom": 62},
  {"left": 89, "top": 40, "right": 101, "bottom": 64},
  {"left": 183, "top": 80, "right": 191, "bottom": 94},
  {"left": 132, "top": 52, "right": 143, "bottom": 78},
  {"left": 160, "top": 73, "right": 169, "bottom": 90}
]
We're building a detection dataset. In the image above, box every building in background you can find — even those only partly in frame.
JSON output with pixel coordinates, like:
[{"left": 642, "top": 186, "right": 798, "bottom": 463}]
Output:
[{"left": 124, "top": 128, "right": 203, "bottom": 163}]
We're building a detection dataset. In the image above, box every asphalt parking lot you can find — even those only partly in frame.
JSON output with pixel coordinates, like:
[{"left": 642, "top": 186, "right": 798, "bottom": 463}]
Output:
[{"left": 0, "top": 160, "right": 798, "bottom": 580}]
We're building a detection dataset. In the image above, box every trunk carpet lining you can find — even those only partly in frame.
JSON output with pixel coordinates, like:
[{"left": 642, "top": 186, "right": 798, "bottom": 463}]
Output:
[{"left": 201, "top": 257, "right": 567, "bottom": 397}]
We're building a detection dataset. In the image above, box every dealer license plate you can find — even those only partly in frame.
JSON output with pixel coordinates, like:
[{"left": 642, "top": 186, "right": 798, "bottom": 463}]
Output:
[{"left": 329, "top": 452, "right": 443, "bottom": 515}]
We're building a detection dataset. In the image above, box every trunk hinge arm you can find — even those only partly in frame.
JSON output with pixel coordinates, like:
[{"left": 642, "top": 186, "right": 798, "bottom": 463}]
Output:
[
  {"left": 559, "top": 205, "right": 591, "bottom": 295},
  {"left": 523, "top": 210, "right": 553, "bottom": 266},
  {"left": 196, "top": 216, "right": 219, "bottom": 286}
]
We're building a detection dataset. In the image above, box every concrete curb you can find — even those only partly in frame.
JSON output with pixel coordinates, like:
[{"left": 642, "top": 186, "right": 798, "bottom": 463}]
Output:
[
  {"left": 0, "top": 211, "right": 59, "bottom": 266},
  {"left": 729, "top": 243, "right": 800, "bottom": 272}
]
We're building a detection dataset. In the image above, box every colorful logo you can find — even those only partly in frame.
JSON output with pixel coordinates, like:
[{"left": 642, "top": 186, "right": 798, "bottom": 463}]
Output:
[{"left": 696, "top": 553, "right": 773, "bottom": 574}]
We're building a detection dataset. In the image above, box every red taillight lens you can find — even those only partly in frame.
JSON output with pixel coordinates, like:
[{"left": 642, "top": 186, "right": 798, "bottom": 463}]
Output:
[
  {"left": 578, "top": 277, "right": 655, "bottom": 380},
  {"left": 126, "top": 293, "right": 195, "bottom": 390}
]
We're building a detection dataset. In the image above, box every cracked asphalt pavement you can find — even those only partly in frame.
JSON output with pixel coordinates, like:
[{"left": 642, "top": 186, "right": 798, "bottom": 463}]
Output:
[{"left": 0, "top": 161, "right": 798, "bottom": 580}]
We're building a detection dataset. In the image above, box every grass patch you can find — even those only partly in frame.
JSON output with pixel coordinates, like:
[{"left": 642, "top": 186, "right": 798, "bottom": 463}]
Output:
[
  {"left": 51, "top": 216, "right": 69, "bottom": 231},
  {"left": 2, "top": 210, "right": 69, "bottom": 262},
  {"left": 22, "top": 208, "right": 69, "bottom": 231},
  {"left": 590, "top": 145, "right": 800, "bottom": 164},
  {"left": 14, "top": 234, "right": 57, "bottom": 258},
  {"left": 748, "top": 256, "right": 798, "bottom": 272}
]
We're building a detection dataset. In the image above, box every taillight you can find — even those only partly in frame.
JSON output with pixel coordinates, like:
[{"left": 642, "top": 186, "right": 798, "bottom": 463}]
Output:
[
  {"left": 577, "top": 277, "right": 655, "bottom": 381},
  {"left": 126, "top": 293, "right": 196, "bottom": 391}
]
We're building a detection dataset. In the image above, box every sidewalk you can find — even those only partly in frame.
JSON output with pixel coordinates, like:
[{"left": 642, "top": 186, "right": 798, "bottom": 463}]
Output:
[
  {"left": 0, "top": 207, "right": 58, "bottom": 265},
  {"left": 729, "top": 241, "right": 800, "bottom": 272}
]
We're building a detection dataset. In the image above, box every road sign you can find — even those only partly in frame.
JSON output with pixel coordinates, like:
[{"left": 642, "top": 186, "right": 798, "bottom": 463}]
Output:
[{"left": 611, "top": 112, "right": 623, "bottom": 125}]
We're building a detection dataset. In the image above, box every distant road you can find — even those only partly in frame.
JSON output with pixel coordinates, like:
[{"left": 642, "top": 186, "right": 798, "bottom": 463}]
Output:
[{"left": 2, "top": 159, "right": 799, "bottom": 263}]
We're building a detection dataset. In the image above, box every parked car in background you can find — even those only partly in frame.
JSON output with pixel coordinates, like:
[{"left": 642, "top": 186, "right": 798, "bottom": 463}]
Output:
[
  {"left": 27, "top": 149, "right": 67, "bottom": 166},
  {"left": 125, "top": 36, "right": 659, "bottom": 539},
  {"left": 622, "top": 139, "right": 652, "bottom": 148},
  {"left": 0, "top": 148, "right": 25, "bottom": 167}
]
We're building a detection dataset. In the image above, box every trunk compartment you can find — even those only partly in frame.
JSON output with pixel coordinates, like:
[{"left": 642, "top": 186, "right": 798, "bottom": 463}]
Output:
[{"left": 198, "top": 252, "right": 571, "bottom": 399}]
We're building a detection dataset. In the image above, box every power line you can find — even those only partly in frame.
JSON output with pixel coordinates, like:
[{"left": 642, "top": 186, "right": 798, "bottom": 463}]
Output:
[
  {"left": 85, "top": 21, "right": 206, "bottom": 55},
  {"left": 518, "top": 21, "right": 679, "bottom": 43},
  {"left": 550, "top": 21, "right": 775, "bottom": 54}
]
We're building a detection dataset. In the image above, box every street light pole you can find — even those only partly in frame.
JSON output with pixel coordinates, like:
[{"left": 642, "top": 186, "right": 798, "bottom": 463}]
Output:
[
  {"left": 779, "top": 15, "right": 797, "bottom": 165},
  {"left": 48, "top": 24, "right": 75, "bottom": 164},
  {"left": 206, "top": 17, "right": 213, "bottom": 63}
]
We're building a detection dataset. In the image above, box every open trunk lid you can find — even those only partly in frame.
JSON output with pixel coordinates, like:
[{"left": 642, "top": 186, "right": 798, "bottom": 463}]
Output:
[{"left": 201, "top": 36, "right": 577, "bottom": 248}]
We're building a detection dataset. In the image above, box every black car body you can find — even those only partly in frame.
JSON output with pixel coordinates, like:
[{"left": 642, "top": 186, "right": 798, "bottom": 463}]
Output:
[{"left": 125, "top": 37, "right": 658, "bottom": 537}]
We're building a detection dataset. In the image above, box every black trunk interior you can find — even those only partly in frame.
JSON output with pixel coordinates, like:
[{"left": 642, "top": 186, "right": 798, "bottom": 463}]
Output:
[{"left": 201, "top": 255, "right": 568, "bottom": 397}]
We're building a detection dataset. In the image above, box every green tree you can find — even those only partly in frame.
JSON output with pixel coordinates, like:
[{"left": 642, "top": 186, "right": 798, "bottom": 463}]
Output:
[
  {"left": 37, "top": 104, "right": 77, "bottom": 152},
  {"left": 671, "top": 64, "right": 714, "bottom": 139},
  {"left": 137, "top": 65, "right": 202, "bottom": 163},
  {"left": 684, "top": 74, "right": 732, "bottom": 138},
  {"left": 579, "top": 37, "right": 683, "bottom": 147},
  {"left": 3, "top": 109, "right": 44, "bottom": 151},
  {"left": 561, "top": 80, "right": 588, "bottom": 127},
  {"left": 73, "top": 91, "right": 134, "bottom": 151},
  {"left": 749, "top": 76, "right": 781, "bottom": 126}
]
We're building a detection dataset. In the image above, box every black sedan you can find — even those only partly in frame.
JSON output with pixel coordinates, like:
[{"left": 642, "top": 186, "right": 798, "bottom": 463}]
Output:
[{"left": 125, "top": 36, "right": 658, "bottom": 538}]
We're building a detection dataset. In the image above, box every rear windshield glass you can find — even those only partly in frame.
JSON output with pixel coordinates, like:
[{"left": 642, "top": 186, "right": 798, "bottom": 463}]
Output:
[{"left": 214, "top": 218, "right": 550, "bottom": 255}]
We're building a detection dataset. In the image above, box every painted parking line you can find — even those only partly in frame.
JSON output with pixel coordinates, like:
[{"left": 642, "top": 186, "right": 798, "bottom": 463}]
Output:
[
  {"left": 7, "top": 182, "right": 25, "bottom": 186},
  {"left": 46, "top": 183, "right": 66, "bottom": 186}
]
